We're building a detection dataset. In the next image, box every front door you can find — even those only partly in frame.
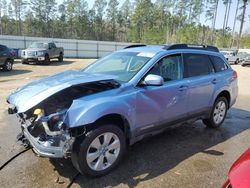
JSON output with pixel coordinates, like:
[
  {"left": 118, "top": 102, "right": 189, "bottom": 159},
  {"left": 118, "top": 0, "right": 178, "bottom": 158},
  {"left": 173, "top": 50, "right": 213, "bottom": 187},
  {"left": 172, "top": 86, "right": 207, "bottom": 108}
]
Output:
[{"left": 135, "top": 54, "right": 189, "bottom": 134}]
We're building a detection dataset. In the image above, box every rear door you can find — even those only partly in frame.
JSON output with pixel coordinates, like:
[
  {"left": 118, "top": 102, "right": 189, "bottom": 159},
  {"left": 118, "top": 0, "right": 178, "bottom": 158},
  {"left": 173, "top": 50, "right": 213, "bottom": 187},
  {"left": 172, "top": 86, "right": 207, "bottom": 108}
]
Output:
[
  {"left": 183, "top": 53, "right": 216, "bottom": 116},
  {"left": 210, "top": 55, "right": 237, "bottom": 106}
]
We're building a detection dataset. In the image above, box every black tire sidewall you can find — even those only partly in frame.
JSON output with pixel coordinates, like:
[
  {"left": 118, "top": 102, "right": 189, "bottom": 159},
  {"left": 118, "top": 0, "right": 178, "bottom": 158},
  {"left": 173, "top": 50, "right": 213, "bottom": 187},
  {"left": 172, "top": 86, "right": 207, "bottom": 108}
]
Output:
[
  {"left": 74, "top": 125, "right": 126, "bottom": 176},
  {"left": 44, "top": 55, "right": 50, "bottom": 65},
  {"left": 58, "top": 54, "right": 63, "bottom": 62},
  {"left": 22, "top": 60, "right": 28, "bottom": 64}
]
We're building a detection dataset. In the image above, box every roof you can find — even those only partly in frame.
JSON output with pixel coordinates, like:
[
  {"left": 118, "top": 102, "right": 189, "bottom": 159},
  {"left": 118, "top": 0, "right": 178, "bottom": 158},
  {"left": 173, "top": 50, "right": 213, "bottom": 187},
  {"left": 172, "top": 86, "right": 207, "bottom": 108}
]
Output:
[
  {"left": 121, "top": 44, "right": 220, "bottom": 54},
  {"left": 121, "top": 45, "right": 165, "bottom": 54}
]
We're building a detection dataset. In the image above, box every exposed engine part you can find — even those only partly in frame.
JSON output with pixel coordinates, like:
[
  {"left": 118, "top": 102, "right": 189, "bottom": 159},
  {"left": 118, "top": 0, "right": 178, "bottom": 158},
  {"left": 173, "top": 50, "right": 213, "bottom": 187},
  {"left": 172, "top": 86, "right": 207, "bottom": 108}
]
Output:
[
  {"left": 21, "top": 121, "right": 74, "bottom": 158},
  {"left": 15, "top": 107, "right": 75, "bottom": 158},
  {"left": 34, "top": 109, "right": 62, "bottom": 136}
]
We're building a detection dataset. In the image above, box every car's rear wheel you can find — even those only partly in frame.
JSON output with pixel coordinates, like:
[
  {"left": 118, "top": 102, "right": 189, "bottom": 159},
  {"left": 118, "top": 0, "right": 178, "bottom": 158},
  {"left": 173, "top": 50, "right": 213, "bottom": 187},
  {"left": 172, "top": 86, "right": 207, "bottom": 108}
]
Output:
[
  {"left": 71, "top": 125, "right": 126, "bottom": 176},
  {"left": 3, "top": 59, "right": 13, "bottom": 71},
  {"left": 44, "top": 54, "right": 50, "bottom": 65},
  {"left": 58, "top": 53, "right": 63, "bottom": 62},
  {"left": 203, "top": 97, "right": 228, "bottom": 128}
]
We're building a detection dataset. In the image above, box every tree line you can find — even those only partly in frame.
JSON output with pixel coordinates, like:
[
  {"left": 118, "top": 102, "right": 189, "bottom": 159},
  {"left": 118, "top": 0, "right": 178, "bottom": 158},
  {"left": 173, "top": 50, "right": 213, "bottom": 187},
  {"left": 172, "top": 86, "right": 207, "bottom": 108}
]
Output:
[{"left": 0, "top": 0, "right": 249, "bottom": 48}]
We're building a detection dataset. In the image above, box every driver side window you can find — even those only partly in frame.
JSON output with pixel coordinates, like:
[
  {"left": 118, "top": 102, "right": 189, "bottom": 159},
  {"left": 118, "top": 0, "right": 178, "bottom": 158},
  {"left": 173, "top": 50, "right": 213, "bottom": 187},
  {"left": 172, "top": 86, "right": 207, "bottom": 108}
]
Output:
[{"left": 148, "top": 54, "right": 183, "bottom": 82}]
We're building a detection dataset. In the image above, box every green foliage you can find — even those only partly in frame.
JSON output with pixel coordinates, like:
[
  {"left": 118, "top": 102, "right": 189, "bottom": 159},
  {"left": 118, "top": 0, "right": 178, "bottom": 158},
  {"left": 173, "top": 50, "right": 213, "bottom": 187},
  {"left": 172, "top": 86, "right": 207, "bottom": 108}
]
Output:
[{"left": 241, "top": 34, "right": 250, "bottom": 48}]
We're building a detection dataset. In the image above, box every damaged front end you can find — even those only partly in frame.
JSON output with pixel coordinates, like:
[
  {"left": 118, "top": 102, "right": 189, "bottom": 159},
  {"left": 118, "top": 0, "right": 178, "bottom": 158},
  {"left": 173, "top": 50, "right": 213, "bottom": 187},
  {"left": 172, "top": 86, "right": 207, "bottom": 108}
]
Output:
[
  {"left": 14, "top": 107, "right": 75, "bottom": 158},
  {"left": 7, "top": 79, "right": 120, "bottom": 158}
]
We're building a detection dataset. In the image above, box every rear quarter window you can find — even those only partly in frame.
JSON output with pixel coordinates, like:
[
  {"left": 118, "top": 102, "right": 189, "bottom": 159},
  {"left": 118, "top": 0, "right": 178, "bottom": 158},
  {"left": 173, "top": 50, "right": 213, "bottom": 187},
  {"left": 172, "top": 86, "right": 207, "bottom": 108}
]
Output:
[
  {"left": 210, "top": 56, "right": 228, "bottom": 72},
  {"left": 183, "top": 53, "right": 214, "bottom": 77}
]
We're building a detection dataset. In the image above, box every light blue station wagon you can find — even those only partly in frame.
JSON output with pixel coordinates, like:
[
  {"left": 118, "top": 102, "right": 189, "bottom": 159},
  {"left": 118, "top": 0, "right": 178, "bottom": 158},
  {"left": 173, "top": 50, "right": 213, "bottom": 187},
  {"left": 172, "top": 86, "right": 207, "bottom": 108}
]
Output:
[{"left": 7, "top": 44, "right": 238, "bottom": 176}]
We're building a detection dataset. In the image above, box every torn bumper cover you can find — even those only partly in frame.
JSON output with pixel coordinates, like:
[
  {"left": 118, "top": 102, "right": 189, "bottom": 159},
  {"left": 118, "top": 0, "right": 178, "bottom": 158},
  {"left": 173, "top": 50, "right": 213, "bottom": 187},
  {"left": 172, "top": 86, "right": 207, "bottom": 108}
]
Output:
[
  {"left": 22, "top": 124, "right": 71, "bottom": 158},
  {"left": 16, "top": 109, "right": 75, "bottom": 158}
]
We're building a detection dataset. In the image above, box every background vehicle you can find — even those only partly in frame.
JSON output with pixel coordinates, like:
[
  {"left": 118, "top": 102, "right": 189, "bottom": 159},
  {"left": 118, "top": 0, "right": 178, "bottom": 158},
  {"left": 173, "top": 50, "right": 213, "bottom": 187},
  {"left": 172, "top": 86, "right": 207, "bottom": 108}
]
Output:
[
  {"left": 7, "top": 44, "right": 238, "bottom": 176},
  {"left": 220, "top": 50, "right": 240, "bottom": 64},
  {"left": 21, "top": 42, "right": 64, "bottom": 65},
  {"left": 240, "top": 53, "right": 250, "bottom": 67},
  {"left": 222, "top": 148, "right": 250, "bottom": 188},
  {"left": 0, "top": 44, "right": 14, "bottom": 71}
]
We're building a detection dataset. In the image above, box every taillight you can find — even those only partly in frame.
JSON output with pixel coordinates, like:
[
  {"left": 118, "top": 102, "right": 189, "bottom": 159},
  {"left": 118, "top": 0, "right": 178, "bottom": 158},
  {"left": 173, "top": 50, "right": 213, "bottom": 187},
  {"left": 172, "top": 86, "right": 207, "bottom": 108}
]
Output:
[{"left": 233, "top": 70, "right": 238, "bottom": 79}]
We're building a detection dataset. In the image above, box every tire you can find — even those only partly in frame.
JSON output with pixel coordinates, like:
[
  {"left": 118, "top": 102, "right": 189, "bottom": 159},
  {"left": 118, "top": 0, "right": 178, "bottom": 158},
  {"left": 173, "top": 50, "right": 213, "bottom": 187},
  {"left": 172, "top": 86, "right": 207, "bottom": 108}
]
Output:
[
  {"left": 58, "top": 53, "right": 63, "bottom": 62},
  {"left": 235, "top": 59, "right": 239, "bottom": 65},
  {"left": 203, "top": 97, "right": 228, "bottom": 128},
  {"left": 21, "top": 60, "right": 28, "bottom": 64},
  {"left": 71, "top": 125, "right": 126, "bottom": 176},
  {"left": 44, "top": 54, "right": 50, "bottom": 65},
  {"left": 3, "top": 59, "right": 13, "bottom": 71}
]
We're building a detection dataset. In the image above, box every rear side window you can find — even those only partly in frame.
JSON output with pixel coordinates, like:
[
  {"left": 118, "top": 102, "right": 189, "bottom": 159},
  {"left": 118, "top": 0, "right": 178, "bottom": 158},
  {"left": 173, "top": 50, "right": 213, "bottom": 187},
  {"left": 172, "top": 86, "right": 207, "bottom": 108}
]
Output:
[
  {"left": 183, "top": 53, "right": 214, "bottom": 77},
  {"left": 210, "top": 56, "right": 228, "bottom": 72}
]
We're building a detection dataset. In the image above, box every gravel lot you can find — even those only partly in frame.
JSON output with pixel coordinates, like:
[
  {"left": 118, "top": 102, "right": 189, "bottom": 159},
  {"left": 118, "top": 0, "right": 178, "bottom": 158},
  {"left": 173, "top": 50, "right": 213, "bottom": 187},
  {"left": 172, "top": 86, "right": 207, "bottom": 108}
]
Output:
[{"left": 0, "top": 59, "right": 250, "bottom": 188}]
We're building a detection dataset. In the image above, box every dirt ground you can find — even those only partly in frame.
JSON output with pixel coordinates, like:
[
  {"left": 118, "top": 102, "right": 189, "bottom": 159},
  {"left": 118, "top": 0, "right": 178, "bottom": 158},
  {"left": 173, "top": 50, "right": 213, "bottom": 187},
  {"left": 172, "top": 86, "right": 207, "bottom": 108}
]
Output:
[{"left": 0, "top": 59, "right": 250, "bottom": 188}]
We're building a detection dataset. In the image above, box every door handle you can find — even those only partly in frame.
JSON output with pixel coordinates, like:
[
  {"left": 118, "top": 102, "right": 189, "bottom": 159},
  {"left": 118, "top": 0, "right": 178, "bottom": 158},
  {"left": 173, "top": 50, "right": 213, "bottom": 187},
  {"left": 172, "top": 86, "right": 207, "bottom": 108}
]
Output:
[
  {"left": 211, "top": 79, "right": 217, "bottom": 84},
  {"left": 179, "top": 85, "right": 188, "bottom": 91}
]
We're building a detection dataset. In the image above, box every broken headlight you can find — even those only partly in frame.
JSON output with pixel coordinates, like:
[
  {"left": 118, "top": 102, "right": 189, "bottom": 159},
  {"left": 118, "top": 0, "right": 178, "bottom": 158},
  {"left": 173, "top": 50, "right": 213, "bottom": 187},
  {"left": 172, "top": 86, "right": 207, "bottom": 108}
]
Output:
[{"left": 36, "top": 109, "right": 68, "bottom": 131}]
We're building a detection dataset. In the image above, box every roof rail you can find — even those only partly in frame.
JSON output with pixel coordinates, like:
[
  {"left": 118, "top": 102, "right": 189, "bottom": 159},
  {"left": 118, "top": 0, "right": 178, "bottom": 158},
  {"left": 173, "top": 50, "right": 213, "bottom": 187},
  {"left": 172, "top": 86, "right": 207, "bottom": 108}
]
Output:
[
  {"left": 163, "top": 44, "right": 219, "bottom": 52},
  {"left": 124, "top": 44, "right": 147, "bottom": 49}
]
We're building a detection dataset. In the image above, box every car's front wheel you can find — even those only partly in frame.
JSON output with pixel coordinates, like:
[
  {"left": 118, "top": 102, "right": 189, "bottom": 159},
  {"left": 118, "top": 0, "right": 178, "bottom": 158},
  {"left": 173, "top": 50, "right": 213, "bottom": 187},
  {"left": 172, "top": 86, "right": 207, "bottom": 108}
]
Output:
[
  {"left": 203, "top": 97, "right": 228, "bottom": 128},
  {"left": 3, "top": 59, "right": 13, "bottom": 71},
  {"left": 21, "top": 60, "right": 28, "bottom": 64},
  {"left": 72, "top": 125, "right": 126, "bottom": 176}
]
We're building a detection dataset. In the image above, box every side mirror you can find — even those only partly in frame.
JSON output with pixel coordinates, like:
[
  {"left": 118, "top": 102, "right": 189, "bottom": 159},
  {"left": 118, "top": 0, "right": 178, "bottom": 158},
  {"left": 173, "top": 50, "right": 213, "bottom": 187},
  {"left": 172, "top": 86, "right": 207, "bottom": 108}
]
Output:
[{"left": 143, "top": 74, "right": 164, "bottom": 86}]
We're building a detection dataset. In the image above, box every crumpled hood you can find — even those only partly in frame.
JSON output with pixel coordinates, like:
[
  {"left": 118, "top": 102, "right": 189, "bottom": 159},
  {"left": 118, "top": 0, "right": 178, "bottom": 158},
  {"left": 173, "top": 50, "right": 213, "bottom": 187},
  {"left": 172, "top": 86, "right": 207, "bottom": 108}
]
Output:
[{"left": 7, "top": 70, "right": 116, "bottom": 113}]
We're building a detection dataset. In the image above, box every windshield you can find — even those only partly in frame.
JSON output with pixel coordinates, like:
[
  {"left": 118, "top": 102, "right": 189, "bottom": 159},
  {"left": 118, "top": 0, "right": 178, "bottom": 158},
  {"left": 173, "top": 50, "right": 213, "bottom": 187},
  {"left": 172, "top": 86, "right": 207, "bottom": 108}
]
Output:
[
  {"left": 82, "top": 52, "right": 153, "bottom": 82},
  {"left": 29, "top": 42, "right": 48, "bottom": 49}
]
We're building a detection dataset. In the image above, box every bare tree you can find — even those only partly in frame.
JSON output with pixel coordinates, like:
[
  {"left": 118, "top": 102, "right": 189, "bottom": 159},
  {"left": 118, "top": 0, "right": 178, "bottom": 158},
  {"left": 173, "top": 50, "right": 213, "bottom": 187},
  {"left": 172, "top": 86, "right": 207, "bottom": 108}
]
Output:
[
  {"left": 230, "top": 0, "right": 240, "bottom": 47},
  {"left": 11, "top": 0, "right": 27, "bottom": 35},
  {"left": 237, "top": 0, "right": 248, "bottom": 49},
  {"left": 206, "top": 0, "right": 219, "bottom": 44}
]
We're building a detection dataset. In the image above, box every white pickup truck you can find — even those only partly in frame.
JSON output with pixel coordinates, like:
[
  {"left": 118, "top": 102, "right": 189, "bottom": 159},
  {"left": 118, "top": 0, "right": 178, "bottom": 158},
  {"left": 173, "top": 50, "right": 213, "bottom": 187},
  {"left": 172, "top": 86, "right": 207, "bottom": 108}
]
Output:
[
  {"left": 220, "top": 51, "right": 240, "bottom": 65},
  {"left": 21, "top": 42, "right": 64, "bottom": 65}
]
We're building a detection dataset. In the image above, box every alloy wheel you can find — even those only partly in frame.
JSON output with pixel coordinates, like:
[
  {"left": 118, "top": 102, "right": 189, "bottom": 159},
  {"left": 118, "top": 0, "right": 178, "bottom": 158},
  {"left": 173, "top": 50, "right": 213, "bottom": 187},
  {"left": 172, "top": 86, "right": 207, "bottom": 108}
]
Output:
[
  {"left": 213, "top": 101, "right": 226, "bottom": 124},
  {"left": 86, "top": 132, "right": 121, "bottom": 171}
]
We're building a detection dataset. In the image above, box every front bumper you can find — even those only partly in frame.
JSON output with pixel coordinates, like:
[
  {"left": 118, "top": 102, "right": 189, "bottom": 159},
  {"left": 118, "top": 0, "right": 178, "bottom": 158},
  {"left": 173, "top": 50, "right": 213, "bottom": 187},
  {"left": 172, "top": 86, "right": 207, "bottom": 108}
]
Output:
[
  {"left": 21, "top": 123, "right": 73, "bottom": 158},
  {"left": 23, "top": 125, "right": 63, "bottom": 158},
  {"left": 21, "top": 56, "right": 45, "bottom": 62}
]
